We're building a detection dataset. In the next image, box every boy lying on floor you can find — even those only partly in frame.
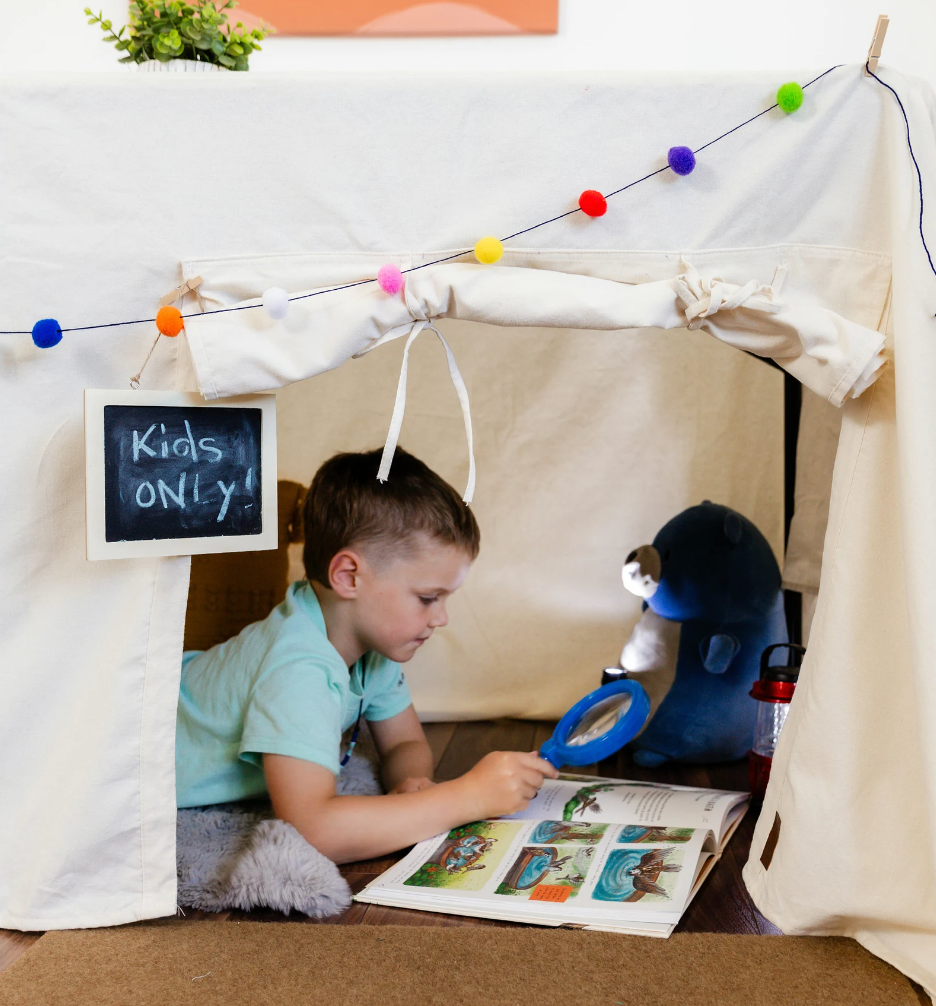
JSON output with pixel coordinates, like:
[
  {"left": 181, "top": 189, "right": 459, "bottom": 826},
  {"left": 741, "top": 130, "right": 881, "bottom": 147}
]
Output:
[{"left": 176, "top": 448, "right": 557, "bottom": 863}]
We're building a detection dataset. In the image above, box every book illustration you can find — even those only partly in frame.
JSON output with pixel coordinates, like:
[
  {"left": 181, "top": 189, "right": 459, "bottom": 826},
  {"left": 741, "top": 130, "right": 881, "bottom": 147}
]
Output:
[
  {"left": 616, "top": 825, "right": 694, "bottom": 844},
  {"left": 356, "top": 774, "right": 749, "bottom": 932},
  {"left": 593, "top": 847, "right": 684, "bottom": 903},
  {"left": 495, "top": 845, "right": 594, "bottom": 899},
  {"left": 562, "top": 783, "right": 624, "bottom": 820},
  {"left": 403, "top": 821, "right": 520, "bottom": 891},
  {"left": 527, "top": 820, "right": 608, "bottom": 845}
]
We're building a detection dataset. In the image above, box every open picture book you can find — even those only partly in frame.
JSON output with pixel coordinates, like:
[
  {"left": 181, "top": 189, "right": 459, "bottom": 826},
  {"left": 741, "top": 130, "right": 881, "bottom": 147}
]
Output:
[{"left": 355, "top": 774, "right": 749, "bottom": 937}]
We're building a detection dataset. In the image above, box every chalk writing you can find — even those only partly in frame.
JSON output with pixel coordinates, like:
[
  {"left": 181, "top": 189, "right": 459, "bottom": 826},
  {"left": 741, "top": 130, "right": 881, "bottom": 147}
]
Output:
[{"left": 103, "top": 404, "right": 262, "bottom": 542}]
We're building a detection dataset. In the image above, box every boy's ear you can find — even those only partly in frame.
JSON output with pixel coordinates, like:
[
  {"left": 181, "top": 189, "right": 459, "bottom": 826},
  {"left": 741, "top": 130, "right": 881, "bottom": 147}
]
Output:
[{"left": 328, "top": 549, "right": 362, "bottom": 598}]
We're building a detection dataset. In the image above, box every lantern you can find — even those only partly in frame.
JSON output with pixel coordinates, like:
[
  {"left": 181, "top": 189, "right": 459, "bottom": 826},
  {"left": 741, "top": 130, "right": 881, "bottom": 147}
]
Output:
[{"left": 748, "top": 643, "right": 806, "bottom": 801}]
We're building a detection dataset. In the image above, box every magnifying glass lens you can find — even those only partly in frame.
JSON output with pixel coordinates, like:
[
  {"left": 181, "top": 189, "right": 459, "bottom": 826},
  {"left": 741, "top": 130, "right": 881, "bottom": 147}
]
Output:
[{"left": 565, "top": 693, "right": 633, "bottom": 747}]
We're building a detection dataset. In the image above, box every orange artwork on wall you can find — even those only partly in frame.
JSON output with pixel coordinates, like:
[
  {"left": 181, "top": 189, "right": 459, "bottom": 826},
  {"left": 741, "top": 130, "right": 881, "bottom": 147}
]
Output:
[{"left": 233, "top": 0, "right": 558, "bottom": 36}]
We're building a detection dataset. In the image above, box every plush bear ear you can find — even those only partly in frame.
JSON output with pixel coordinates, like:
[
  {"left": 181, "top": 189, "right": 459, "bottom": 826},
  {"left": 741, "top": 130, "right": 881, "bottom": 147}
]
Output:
[{"left": 723, "top": 511, "right": 743, "bottom": 544}]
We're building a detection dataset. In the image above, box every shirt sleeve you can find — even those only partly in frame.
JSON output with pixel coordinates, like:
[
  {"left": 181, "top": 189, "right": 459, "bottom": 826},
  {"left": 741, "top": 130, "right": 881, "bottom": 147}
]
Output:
[
  {"left": 362, "top": 655, "right": 414, "bottom": 723},
  {"left": 239, "top": 658, "right": 343, "bottom": 776}
]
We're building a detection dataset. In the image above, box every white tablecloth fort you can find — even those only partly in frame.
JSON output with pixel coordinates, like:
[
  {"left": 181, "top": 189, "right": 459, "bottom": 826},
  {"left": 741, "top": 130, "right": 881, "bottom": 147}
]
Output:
[{"left": 0, "top": 66, "right": 933, "bottom": 993}]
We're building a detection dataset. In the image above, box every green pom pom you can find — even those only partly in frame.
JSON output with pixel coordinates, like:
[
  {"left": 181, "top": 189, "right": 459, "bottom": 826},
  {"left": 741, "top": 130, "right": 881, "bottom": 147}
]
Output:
[{"left": 777, "top": 82, "right": 804, "bottom": 114}]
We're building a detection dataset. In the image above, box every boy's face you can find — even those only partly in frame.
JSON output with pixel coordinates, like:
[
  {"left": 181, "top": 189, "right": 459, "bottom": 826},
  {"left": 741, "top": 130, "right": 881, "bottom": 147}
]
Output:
[{"left": 349, "top": 538, "right": 472, "bottom": 663}]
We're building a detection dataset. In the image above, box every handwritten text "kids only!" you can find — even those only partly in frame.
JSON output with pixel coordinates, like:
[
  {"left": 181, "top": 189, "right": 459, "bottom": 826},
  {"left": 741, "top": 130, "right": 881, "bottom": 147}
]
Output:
[{"left": 131, "top": 420, "right": 252, "bottom": 522}]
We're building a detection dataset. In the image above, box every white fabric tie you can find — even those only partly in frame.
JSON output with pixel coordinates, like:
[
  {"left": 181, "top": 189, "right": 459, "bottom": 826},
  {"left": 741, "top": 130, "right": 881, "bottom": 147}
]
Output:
[
  {"left": 674, "top": 257, "right": 784, "bottom": 329},
  {"left": 377, "top": 319, "right": 476, "bottom": 503}
]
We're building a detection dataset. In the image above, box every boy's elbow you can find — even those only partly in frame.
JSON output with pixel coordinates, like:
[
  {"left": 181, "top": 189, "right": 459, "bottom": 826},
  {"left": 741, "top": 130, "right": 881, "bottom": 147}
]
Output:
[{"left": 274, "top": 798, "right": 349, "bottom": 862}]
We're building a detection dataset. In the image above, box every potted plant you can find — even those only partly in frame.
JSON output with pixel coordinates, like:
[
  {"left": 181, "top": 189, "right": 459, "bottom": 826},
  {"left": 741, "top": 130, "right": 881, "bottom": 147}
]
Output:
[{"left": 85, "top": 1, "right": 271, "bottom": 71}]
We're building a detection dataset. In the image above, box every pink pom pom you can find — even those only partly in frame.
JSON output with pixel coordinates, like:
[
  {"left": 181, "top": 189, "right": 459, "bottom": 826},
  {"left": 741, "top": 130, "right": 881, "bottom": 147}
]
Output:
[{"left": 377, "top": 264, "right": 404, "bottom": 296}]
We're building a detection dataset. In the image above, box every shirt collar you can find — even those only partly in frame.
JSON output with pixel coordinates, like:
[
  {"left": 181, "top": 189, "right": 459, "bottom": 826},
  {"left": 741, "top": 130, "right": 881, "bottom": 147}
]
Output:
[{"left": 291, "top": 580, "right": 365, "bottom": 679}]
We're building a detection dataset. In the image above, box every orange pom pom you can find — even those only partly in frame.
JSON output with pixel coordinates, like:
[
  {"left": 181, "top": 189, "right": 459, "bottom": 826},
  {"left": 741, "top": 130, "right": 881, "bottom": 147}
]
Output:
[{"left": 156, "top": 306, "right": 184, "bottom": 337}]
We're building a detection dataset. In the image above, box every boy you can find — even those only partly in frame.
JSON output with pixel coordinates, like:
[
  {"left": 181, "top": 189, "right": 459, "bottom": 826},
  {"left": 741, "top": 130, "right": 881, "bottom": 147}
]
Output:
[{"left": 176, "top": 448, "right": 557, "bottom": 864}]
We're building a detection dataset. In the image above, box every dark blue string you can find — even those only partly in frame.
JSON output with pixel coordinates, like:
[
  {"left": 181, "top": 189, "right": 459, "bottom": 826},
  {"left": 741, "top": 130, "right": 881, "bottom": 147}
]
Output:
[
  {"left": 0, "top": 65, "right": 847, "bottom": 336},
  {"left": 864, "top": 61, "right": 936, "bottom": 309}
]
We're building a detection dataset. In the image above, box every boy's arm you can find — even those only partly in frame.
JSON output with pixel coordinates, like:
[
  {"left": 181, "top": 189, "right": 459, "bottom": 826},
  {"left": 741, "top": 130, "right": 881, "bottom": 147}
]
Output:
[
  {"left": 263, "top": 748, "right": 557, "bottom": 864},
  {"left": 368, "top": 705, "right": 435, "bottom": 794}
]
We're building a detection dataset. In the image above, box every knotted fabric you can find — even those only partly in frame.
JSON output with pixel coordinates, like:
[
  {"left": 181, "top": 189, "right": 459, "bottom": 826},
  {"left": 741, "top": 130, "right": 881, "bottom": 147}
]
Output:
[{"left": 674, "top": 257, "right": 784, "bottom": 328}]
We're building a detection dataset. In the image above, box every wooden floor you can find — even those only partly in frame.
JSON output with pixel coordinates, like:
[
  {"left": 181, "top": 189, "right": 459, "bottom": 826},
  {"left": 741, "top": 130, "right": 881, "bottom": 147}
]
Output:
[{"left": 0, "top": 719, "right": 778, "bottom": 975}]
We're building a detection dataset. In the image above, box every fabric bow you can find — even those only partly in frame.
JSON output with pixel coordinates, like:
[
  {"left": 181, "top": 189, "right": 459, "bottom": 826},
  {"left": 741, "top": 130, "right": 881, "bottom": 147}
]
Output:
[
  {"left": 674, "top": 257, "right": 785, "bottom": 329},
  {"left": 374, "top": 280, "right": 476, "bottom": 503}
]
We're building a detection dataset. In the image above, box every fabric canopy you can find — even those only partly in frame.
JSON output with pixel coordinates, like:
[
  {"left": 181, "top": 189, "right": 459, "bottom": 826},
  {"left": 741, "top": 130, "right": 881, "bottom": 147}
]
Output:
[
  {"left": 184, "top": 258, "right": 884, "bottom": 408},
  {"left": 0, "top": 65, "right": 933, "bottom": 997}
]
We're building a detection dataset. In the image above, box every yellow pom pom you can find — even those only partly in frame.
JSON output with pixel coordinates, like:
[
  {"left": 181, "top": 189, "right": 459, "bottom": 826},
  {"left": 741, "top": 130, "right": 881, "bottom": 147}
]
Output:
[{"left": 474, "top": 236, "right": 504, "bottom": 264}]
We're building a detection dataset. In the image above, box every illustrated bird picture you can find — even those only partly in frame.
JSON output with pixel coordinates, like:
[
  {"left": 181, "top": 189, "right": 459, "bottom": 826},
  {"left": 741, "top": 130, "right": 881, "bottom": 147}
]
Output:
[{"left": 626, "top": 847, "right": 682, "bottom": 896}]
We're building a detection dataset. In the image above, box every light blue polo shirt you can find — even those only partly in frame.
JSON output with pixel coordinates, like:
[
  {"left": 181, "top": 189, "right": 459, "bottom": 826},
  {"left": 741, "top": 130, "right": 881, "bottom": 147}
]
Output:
[{"left": 175, "top": 580, "right": 412, "bottom": 808}]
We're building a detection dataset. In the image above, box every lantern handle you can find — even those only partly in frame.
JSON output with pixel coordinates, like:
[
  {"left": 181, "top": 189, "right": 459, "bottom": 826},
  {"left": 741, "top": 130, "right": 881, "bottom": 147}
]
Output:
[{"left": 760, "top": 642, "right": 807, "bottom": 678}]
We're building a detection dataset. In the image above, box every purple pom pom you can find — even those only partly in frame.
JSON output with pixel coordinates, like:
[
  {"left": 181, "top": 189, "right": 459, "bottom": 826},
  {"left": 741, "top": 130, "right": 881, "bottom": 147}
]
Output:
[
  {"left": 667, "top": 146, "right": 696, "bottom": 176},
  {"left": 377, "top": 264, "right": 404, "bottom": 296}
]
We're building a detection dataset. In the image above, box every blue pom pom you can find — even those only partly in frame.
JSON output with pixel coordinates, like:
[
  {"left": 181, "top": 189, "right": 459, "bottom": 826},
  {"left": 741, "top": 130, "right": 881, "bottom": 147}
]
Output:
[
  {"left": 667, "top": 146, "right": 696, "bottom": 176},
  {"left": 32, "top": 318, "right": 63, "bottom": 349}
]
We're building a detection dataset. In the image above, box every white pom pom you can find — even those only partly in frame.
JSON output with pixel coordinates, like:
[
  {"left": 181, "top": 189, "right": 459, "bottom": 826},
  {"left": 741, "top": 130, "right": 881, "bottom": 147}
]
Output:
[{"left": 262, "top": 287, "right": 289, "bottom": 321}]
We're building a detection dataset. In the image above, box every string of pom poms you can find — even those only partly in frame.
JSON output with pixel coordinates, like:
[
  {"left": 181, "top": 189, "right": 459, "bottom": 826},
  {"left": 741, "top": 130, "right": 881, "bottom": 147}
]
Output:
[{"left": 3, "top": 67, "right": 847, "bottom": 344}]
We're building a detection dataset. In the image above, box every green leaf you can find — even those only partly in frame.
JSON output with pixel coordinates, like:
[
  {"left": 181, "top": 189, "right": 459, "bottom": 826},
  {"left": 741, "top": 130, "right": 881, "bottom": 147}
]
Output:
[
  {"left": 217, "top": 52, "right": 235, "bottom": 66},
  {"left": 226, "top": 41, "right": 243, "bottom": 55}
]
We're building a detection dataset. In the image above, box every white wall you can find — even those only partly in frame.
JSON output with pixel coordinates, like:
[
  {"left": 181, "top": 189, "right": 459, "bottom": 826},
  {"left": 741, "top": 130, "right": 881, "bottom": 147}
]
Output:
[{"left": 3, "top": 0, "right": 934, "bottom": 93}]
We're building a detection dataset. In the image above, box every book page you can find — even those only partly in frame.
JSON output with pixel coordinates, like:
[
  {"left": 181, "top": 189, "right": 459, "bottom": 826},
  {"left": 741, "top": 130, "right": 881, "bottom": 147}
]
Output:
[
  {"left": 355, "top": 816, "right": 717, "bottom": 927},
  {"left": 503, "top": 774, "right": 748, "bottom": 843}
]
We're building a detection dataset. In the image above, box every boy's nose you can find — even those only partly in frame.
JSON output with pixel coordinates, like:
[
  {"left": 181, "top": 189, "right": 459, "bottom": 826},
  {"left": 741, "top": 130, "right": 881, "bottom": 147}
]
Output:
[{"left": 429, "top": 602, "right": 449, "bottom": 628}]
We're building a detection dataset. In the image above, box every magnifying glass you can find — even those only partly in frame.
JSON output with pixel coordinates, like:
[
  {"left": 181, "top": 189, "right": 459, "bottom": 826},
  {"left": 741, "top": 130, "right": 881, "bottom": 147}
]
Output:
[{"left": 539, "top": 678, "right": 651, "bottom": 768}]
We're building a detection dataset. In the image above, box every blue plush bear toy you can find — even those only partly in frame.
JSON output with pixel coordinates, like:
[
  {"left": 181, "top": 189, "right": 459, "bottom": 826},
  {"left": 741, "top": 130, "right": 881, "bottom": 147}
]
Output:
[{"left": 617, "top": 501, "right": 787, "bottom": 766}]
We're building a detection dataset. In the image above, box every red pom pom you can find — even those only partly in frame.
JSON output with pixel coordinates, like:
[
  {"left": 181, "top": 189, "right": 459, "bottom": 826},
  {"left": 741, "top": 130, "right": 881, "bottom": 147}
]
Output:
[
  {"left": 156, "top": 306, "right": 184, "bottom": 337},
  {"left": 578, "top": 190, "right": 607, "bottom": 217}
]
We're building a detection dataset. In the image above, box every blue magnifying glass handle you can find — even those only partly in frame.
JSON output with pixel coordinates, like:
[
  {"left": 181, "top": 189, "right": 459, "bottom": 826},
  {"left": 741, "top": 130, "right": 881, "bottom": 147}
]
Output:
[
  {"left": 539, "top": 735, "right": 565, "bottom": 768},
  {"left": 540, "top": 678, "right": 651, "bottom": 769}
]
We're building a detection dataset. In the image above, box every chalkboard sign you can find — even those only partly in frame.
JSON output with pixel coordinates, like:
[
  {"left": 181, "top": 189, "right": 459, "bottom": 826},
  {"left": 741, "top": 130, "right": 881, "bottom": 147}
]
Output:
[{"left": 85, "top": 390, "right": 277, "bottom": 560}]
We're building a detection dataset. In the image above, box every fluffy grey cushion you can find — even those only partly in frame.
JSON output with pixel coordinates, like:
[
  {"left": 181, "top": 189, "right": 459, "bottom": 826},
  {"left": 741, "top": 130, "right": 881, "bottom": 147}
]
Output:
[{"left": 176, "top": 727, "right": 382, "bottom": 918}]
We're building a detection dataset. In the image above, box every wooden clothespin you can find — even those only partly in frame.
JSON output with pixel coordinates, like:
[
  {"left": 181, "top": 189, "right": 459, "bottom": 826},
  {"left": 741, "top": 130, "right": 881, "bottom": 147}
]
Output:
[
  {"left": 866, "top": 15, "right": 889, "bottom": 74},
  {"left": 159, "top": 275, "right": 205, "bottom": 310}
]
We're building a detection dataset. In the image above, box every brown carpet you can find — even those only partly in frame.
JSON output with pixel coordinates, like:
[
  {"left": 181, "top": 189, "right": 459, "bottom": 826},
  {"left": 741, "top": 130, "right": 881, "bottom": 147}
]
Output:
[{"left": 0, "top": 922, "right": 926, "bottom": 1006}]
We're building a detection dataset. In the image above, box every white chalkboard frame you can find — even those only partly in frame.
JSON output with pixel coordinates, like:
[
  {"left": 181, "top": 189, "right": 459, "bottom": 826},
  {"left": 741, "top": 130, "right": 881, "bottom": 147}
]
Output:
[{"left": 85, "top": 389, "right": 278, "bottom": 561}]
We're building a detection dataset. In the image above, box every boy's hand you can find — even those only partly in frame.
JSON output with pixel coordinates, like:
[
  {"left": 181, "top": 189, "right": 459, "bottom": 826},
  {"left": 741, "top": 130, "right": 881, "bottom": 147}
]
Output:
[
  {"left": 457, "top": 750, "right": 559, "bottom": 820},
  {"left": 389, "top": 776, "right": 436, "bottom": 794}
]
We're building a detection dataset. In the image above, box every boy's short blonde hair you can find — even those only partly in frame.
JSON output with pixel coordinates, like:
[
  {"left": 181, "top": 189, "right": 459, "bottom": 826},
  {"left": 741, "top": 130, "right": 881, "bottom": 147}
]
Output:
[{"left": 302, "top": 448, "right": 480, "bottom": 586}]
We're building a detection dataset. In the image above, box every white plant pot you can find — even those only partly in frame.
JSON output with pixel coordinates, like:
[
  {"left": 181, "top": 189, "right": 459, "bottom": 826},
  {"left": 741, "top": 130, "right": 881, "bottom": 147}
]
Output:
[{"left": 133, "top": 58, "right": 230, "bottom": 72}]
